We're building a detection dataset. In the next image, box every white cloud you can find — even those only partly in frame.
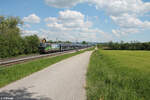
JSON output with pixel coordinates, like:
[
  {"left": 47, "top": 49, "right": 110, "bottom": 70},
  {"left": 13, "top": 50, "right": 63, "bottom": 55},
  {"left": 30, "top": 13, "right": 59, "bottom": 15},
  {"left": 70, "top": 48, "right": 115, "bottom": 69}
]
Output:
[
  {"left": 110, "top": 13, "right": 150, "bottom": 29},
  {"left": 39, "top": 28, "right": 112, "bottom": 42},
  {"left": 21, "top": 10, "right": 112, "bottom": 42},
  {"left": 44, "top": 17, "right": 57, "bottom": 23},
  {"left": 112, "top": 28, "right": 140, "bottom": 37},
  {"left": 91, "top": 0, "right": 150, "bottom": 37},
  {"left": 45, "top": 10, "right": 93, "bottom": 30},
  {"left": 44, "top": 0, "right": 150, "bottom": 15},
  {"left": 110, "top": 13, "right": 150, "bottom": 37},
  {"left": 45, "top": 0, "right": 86, "bottom": 8},
  {"left": 23, "top": 24, "right": 31, "bottom": 28},
  {"left": 22, "top": 30, "right": 39, "bottom": 36},
  {"left": 58, "top": 10, "right": 84, "bottom": 20},
  {"left": 90, "top": 0, "right": 150, "bottom": 16},
  {"left": 23, "top": 14, "right": 40, "bottom": 24},
  {"left": 43, "top": 10, "right": 112, "bottom": 42},
  {"left": 44, "top": 0, "right": 150, "bottom": 38},
  {"left": 112, "top": 29, "right": 120, "bottom": 37}
]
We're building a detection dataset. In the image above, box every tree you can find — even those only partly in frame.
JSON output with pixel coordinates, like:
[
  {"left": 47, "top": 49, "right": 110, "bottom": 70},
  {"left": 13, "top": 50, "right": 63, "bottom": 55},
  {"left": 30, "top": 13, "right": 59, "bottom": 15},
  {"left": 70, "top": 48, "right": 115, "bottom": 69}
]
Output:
[
  {"left": 65, "top": 41, "right": 71, "bottom": 43},
  {"left": 82, "top": 41, "right": 87, "bottom": 44},
  {"left": 24, "top": 35, "right": 40, "bottom": 54},
  {"left": 0, "top": 16, "right": 23, "bottom": 34},
  {"left": 0, "top": 16, "right": 23, "bottom": 58}
]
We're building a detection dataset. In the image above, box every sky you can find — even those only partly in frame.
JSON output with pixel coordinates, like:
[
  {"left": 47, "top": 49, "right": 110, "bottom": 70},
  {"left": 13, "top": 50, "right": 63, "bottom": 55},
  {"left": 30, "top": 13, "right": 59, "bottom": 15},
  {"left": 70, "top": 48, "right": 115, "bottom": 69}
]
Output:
[{"left": 0, "top": 0, "right": 150, "bottom": 42}]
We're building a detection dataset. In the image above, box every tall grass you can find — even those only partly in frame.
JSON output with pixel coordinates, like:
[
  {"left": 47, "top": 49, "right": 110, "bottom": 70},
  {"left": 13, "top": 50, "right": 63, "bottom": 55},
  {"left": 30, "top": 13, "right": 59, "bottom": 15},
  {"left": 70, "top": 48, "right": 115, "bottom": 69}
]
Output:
[{"left": 86, "top": 50, "right": 150, "bottom": 100}]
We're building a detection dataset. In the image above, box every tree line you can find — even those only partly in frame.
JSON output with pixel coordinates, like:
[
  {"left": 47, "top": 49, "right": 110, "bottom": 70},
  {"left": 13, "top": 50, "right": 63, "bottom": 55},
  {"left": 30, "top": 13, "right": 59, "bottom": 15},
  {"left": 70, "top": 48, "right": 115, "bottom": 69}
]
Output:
[
  {"left": 0, "top": 16, "right": 40, "bottom": 58},
  {"left": 98, "top": 41, "right": 150, "bottom": 50}
]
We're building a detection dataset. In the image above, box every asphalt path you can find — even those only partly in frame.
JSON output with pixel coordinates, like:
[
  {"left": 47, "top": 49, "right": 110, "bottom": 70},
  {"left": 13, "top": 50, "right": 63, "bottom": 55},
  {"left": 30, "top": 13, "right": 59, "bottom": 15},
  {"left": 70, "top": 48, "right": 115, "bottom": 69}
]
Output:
[{"left": 0, "top": 51, "right": 92, "bottom": 100}]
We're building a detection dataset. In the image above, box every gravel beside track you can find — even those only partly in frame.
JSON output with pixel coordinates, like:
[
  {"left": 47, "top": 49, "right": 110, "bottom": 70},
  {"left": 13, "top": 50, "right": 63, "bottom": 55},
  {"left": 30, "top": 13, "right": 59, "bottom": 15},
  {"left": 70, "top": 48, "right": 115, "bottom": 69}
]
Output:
[{"left": 0, "top": 51, "right": 92, "bottom": 100}]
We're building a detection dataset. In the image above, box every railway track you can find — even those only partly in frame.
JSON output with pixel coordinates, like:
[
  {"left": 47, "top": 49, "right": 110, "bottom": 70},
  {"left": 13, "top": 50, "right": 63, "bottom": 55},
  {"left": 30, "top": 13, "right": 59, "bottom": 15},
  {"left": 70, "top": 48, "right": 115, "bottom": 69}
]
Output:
[{"left": 0, "top": 50, "right": 78, "bottom": 66}]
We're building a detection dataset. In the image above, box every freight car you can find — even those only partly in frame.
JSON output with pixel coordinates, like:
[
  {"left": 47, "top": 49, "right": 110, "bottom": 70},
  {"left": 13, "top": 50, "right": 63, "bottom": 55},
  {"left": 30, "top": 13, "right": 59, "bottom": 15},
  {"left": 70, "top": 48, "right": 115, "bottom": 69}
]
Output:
[{"left": 38, "top": 42, "right": 89, "bottom": 54}]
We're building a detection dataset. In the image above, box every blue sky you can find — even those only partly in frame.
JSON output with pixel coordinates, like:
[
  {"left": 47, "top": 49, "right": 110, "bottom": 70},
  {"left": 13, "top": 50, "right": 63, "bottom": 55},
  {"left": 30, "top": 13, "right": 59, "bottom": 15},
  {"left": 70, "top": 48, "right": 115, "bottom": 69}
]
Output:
[{"left": 0, "top": 0, "right": 150, "bottom": 42}]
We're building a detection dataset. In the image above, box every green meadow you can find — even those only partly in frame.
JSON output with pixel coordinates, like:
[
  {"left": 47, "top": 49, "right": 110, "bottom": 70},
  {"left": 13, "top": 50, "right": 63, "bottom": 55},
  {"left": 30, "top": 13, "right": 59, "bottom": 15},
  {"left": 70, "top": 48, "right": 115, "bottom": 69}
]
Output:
[{"left": 86, "top": 50, "right": 150, "bottom": 100}]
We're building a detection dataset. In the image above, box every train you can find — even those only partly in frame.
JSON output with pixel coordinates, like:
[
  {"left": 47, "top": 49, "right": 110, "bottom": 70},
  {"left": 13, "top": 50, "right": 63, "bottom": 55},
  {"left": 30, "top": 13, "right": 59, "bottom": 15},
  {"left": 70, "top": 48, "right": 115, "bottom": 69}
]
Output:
[{"left": 38, "top": 42, "right": 91, "bottom": 54}]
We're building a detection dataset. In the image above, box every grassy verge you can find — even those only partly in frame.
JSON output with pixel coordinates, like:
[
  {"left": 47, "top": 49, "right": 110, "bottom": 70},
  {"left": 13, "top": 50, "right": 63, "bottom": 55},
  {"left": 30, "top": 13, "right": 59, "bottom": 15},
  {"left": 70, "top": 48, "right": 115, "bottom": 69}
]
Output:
[
  {"left": 0, "top": 48, "right": 92, "bottom": 88},
  {"left": 86, "top": 50, "right": 150, "bottom": 100}
]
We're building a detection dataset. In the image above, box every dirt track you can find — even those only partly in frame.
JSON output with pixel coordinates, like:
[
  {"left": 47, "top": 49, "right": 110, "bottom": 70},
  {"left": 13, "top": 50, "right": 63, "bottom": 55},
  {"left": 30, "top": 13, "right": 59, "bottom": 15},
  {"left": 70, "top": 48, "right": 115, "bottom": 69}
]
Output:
[{"left": 0, "top": 51, "right": 92, "bottom": 100}]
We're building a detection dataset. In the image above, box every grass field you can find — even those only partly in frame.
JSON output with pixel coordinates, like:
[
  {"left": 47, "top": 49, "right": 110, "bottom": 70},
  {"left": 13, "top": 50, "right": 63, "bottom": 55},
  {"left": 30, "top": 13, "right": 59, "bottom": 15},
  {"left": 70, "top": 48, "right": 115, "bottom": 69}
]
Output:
[
  {"left": 0, "top": 48, "right": 93, "bottom": 88},
  {"left": 86, "top": 50, "right": 150, "bottom": 100}
]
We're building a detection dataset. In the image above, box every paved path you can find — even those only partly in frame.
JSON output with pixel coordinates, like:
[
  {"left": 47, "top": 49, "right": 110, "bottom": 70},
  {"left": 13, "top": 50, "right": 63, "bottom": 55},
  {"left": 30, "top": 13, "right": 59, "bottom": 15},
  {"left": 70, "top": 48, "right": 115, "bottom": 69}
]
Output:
[{"left": 0, "top": 51, "right": 92, "bottom": 100}]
